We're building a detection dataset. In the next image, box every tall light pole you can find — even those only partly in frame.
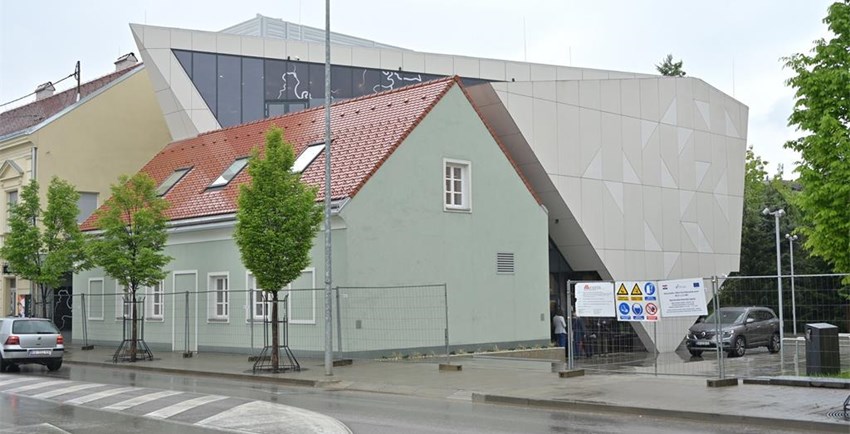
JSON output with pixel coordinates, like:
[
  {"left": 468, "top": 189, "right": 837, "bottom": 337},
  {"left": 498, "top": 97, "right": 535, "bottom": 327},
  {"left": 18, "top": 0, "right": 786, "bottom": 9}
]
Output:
[
  {"left": 763, "top": 208, "right": 785, "bottom": 347},
  {"left": 785, "top": 234, "right": 798, "bottom": 335},
  {"left": 323, "top": 0, "right": 333, "bottom": 376}
]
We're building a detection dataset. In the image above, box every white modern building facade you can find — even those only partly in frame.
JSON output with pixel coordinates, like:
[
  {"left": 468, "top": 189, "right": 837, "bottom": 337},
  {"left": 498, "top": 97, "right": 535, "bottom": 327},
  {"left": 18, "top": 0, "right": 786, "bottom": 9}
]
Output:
[{"left": 130, "top": 15, "right": 748, "bottom": 352}]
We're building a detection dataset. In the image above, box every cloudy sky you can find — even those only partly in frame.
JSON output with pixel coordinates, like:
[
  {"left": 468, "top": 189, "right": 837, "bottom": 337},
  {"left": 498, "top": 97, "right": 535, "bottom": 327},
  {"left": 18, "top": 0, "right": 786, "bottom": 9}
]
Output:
[{"left": 0, "top": 0, "right": 835, "bottom": 177}]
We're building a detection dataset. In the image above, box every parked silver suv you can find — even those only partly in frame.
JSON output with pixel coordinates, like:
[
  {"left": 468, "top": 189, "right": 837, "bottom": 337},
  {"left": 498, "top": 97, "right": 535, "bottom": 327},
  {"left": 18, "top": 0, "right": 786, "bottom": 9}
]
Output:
[
  {"left": 686, "top": 306, "right": 780, "bottom": 358},
  {"left": 0, "top": 317, "right": 64, "bottom": 371}
]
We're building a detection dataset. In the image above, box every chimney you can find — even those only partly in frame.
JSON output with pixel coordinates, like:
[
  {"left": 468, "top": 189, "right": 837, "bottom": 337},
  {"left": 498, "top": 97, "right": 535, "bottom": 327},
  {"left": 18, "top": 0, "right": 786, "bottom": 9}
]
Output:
[
  {"left": 35, "top": 82, "right": 55, "bottom": 101},
  {"left": 114, "top": 52, "right": 138, "bottom": 71}
]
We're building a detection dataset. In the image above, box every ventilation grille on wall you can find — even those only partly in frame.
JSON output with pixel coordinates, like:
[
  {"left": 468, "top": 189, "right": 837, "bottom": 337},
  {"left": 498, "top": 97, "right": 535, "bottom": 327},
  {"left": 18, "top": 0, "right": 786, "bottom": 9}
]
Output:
[{"left": 496, "top": 252, "right": 515, "bottom": 274}]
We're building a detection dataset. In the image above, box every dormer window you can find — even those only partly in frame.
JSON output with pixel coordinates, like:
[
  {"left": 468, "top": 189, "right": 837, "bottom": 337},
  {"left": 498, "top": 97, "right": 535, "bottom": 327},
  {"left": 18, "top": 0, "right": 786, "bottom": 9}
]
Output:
[
  {"left": 209, "top": 158, "right": 248, "bottom": 188},
  {"left": 292, "top": 143, "right": 325, "bottom": 173},
  {"left": 156, "top": 167, "right": 191, "bottom": 196}
]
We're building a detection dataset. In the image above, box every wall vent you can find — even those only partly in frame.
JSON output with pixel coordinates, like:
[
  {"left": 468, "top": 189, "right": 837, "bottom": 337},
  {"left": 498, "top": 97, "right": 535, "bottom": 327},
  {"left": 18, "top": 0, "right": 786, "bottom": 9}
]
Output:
[{"left": 496, "top": 252, "right": 515, "bottom": 274}]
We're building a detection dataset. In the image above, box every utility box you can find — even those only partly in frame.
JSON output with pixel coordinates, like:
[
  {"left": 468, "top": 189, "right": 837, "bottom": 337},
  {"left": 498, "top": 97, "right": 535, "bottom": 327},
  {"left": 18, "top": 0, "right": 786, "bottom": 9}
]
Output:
[{"left": 805, "top": 323, "right": 840, "bottom": 375}]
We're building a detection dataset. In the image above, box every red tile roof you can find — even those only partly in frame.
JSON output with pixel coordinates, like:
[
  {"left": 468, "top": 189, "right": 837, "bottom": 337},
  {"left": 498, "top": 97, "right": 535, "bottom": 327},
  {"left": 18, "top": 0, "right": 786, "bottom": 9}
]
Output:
[
  {"left": 0, "top": 65, "right": 140, "bottom": 138},
  {"left": 82, "top": 76, "right": 540, "bottom": 230}
]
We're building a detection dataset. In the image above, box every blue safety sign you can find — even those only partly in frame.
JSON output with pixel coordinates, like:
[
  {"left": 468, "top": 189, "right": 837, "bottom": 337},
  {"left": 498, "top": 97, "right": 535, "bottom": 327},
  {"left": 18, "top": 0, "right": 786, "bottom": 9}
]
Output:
[
  {"left": 632, "top": 303, "right": 643, "bottom": 316},
  {"left": 618, "top": 302, "right": 631, "bottom": 315}
]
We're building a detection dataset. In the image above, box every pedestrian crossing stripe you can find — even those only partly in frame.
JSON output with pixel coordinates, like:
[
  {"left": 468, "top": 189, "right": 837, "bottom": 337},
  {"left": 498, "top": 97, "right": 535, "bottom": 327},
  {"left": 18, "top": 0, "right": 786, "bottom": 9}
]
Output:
[
  {"left": 631, "top": 284, "right": 642, "bottom": 295},
  {"left": 617, "top": 284, "right": 628, "bottom": 296}
]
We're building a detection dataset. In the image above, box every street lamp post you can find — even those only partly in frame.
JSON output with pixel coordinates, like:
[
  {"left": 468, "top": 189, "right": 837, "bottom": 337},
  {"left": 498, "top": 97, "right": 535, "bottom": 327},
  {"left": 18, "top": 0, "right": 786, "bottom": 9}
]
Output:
[
  {"left": 763, "top": 208, "right": 785, "bottom": 348},
  {"left": 785, "top": 234, "right": 798, "bottom": 335}
]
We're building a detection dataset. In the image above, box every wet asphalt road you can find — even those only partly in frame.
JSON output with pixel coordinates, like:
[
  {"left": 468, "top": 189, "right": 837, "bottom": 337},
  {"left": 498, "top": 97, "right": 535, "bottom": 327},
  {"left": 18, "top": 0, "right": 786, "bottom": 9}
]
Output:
[{"left": 0, "top": 363, "right": 820, "bottom": 434}]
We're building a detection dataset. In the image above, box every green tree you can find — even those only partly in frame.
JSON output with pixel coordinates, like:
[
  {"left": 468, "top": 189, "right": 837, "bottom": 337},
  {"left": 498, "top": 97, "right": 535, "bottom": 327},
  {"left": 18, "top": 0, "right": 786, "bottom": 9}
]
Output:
[
  {"left": 0, "top": 178, "right": 88, "bottom": 318},
  {"left": 234, "top": 127, "right": 323, "bottom": 372},
  {"left": 655, "top": 53, "right": 686, "bottom": 77},
  {"left": 738, "top": 147, "right": 773, "bottom": 276},
  {"left": 90, "top": 173, "right": 171, "bottom": 361},
  {"left": 784, "top": 1, "right": 850, "bottom": 282}
]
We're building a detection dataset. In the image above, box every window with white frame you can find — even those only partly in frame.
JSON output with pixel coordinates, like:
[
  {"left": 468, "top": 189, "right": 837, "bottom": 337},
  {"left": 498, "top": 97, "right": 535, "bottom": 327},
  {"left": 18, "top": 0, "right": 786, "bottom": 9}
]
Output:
[
  {"left": 6, "top": 189, "right": 18, "bottom": 231},
  {"left": 145, "top": 282, "right": 164, "bottom": 320},
  {"left": 443, "top": 159, "right": 471, "bottom": 211},
  {"left": 88, "top": 278, "right": 104, "bottom": 320},
  {"left": 247, "top": 273, "right": 270, "bottom": 321},
  {"left": 292, "top": 143, "right": 325, "bottom": 173},
  {"left": 287, "top": 268, "right": 316, "bottom": 324},
  {"left": 208, "top": 273, "right": 229, "bottom": 321}
]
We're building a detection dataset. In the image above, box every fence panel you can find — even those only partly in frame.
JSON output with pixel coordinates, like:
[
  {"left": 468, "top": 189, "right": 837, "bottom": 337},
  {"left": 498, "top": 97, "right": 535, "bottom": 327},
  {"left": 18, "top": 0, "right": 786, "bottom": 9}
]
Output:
[
  {"left": 336, "top": 285, "right": 448, "bottom": 359},
  {"left": 719, "top": 274, "right": 850, "bottom": 377}
]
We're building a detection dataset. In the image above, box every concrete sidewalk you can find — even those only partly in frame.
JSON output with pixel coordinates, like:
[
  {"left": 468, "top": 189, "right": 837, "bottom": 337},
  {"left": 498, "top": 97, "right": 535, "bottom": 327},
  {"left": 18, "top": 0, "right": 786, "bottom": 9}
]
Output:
[{"left": 61, "top": 345, "right": 850, "bottom": 432}]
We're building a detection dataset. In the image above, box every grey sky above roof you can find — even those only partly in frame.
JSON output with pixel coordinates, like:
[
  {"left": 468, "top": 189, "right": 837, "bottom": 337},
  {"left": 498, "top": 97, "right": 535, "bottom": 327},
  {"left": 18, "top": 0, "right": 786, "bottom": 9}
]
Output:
[{"left": 0, "top": 0, "right": 834, "bottom": 178}]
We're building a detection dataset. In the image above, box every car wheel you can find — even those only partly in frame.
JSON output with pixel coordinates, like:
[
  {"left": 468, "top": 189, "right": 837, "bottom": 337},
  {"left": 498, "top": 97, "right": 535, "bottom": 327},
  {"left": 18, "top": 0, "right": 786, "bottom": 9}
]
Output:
[
  {"left": 688, "top": 349, "right": 703, "bottom": 357},
  {"left": 767, "top": 333, "right": 780, "bottom": 353},
  {"left": 0, "top": 354, "right": 7, "bottom": 372},
  {"left": 728, "top": 336, "right": 746, "bottom": 358},
  {"left": 45, "top": 360, "right": 62, "bottom": 372}
]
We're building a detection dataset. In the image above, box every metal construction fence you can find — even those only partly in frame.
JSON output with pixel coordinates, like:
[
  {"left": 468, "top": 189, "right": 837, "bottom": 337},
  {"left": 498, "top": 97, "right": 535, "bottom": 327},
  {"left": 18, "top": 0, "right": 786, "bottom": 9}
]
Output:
[
  {"left": 564, "top": 274, "right": 850, "bottom": 378},
  {"left": 70, "top": 284, "right": 449, "bottom": 361}
]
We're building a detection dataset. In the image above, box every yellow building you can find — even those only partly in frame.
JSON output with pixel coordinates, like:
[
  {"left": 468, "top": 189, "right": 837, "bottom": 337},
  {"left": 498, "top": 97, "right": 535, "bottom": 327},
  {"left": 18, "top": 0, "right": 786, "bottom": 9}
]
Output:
[{"left": 0, "top": 53, "right": 171, "bottom": 318}]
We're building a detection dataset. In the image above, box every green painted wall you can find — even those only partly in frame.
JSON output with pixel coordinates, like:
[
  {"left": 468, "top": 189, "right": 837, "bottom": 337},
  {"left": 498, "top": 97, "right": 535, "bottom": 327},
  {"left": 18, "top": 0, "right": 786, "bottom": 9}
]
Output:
[{"left": 338, "top": 86, "right": 550, "bottom": 348}]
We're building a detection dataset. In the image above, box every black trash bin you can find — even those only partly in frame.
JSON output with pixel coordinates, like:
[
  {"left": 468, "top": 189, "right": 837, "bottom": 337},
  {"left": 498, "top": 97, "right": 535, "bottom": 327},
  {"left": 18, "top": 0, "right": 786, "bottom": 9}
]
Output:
[{"left": 805, "top": 323, "right": 840, "bottom": 375}]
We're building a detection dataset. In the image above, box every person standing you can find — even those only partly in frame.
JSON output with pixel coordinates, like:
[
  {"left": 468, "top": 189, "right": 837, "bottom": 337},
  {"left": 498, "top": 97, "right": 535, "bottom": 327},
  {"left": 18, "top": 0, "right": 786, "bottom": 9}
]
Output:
[{"left": 552, "top": 310, "right": 567, "bottom": 348}]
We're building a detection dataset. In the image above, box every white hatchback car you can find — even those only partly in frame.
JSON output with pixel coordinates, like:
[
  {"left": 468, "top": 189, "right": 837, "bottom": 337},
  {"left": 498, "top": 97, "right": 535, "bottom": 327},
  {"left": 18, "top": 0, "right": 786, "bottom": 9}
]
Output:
[{"left": 0, "top": 317, "right": 64, "bottom": 371}]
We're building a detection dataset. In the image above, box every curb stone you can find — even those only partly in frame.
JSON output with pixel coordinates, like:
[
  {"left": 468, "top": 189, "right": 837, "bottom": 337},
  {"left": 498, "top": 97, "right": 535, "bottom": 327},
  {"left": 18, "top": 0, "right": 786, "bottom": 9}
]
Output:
[
  {"left": 63, "top": 359, "right": 340, "bottom": 388},
  {"left": 471, "top": 393, "right": 850, "bottom": 433}
]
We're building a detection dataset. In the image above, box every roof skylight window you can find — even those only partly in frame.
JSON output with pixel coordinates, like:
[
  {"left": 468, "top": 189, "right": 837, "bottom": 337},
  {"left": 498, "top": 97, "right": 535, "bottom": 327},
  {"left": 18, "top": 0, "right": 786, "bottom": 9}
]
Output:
[
  {"left": 156, "top": 167, "right": 191, "bottom": 196},
  {"left": 209, "top": 157, "right": 248, "bottom": 188},
  {"left": 292, "top": 143, "right": 325, "bottom": 173}
]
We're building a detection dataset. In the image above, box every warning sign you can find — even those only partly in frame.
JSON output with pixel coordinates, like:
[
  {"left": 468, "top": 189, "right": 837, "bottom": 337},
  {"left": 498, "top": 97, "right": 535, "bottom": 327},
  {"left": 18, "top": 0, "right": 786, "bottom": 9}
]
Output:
[
  {"left": 615, "top": 281, "right": 659, "bottom": 322},
  {"left": 616, "top": 283, "right": 629, "bottom": 301}
]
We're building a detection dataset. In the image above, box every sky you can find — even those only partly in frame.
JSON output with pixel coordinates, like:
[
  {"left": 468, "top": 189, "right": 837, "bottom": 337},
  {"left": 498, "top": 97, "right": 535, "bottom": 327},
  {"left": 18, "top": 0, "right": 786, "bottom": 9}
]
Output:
[{"left": 0, "top": 0, "right": 836, "bottom": 177}]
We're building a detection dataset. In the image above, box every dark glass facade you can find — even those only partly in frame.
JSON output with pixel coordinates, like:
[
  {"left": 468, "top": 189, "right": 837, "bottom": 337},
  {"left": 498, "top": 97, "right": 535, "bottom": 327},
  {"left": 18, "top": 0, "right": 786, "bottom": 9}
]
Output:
[{"left": 173, "top": 49, "right": 491, "bottom": 127}]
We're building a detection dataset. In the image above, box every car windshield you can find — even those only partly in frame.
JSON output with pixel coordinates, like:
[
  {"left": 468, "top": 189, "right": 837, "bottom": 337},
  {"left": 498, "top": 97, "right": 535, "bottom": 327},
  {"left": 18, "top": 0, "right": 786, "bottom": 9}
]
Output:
[
  {"left": 12, "top": 320, "right": 59, "bottom": 334},
  {"left": 704, "top": 308, "right": 746, "bottom": 325}
]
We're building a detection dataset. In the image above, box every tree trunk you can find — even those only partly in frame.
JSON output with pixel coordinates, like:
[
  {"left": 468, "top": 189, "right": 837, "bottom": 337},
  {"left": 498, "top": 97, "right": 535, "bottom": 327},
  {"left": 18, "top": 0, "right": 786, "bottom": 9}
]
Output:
[
  {"left": 130, "top": 289, "right": 138, "bottom": 362},
  {"left": 271, "top": 290, "right": 280, "bottom": 372}
]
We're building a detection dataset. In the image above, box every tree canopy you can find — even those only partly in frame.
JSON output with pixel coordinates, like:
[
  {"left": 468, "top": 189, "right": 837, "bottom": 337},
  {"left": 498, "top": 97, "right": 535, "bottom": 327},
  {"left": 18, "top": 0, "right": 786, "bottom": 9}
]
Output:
[
  {"left": 235, "top": 127, "right": 323, "bottom": 293},
  {"left": 0, "top": 177, "right": 88, "bottom": 317},
  {"left": 235, "top": 127, "right": 323, "bottom": 372},
  {"left": 783, "top": 0, "right": 850, "bottom": 278},
  {"left": 90, "top": 173, "right": 171, "bottom": 296},
  {"left": 655, "top": 53, "right": 686, "bottom": 77}
]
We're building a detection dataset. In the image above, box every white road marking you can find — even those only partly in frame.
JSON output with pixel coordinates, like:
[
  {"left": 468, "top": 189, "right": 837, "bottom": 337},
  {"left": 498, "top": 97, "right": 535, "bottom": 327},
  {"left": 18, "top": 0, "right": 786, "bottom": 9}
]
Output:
[
  {"left": 5, "top": 380, "right": 69, "bottom": 393},
  {"left": 0, "top": 374, "right": 351, "bottom": 433},
  {"left": 195, "top": 400, "right": 352, "bottom": 434},
  {"left": 144, "top": 394, "right": 227, "bottom": 419},
  {"left": 64, "top": 386, "right": 138, "bottom": 405},
  {"left": 0, "top": 377, "right": 32, "bottom": 387},
  {"left": 102, "top": 390, "right": 183, "bottom": 411},
  {"left": 32, "top": 383, "right": 103, "bottom": 399}
]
